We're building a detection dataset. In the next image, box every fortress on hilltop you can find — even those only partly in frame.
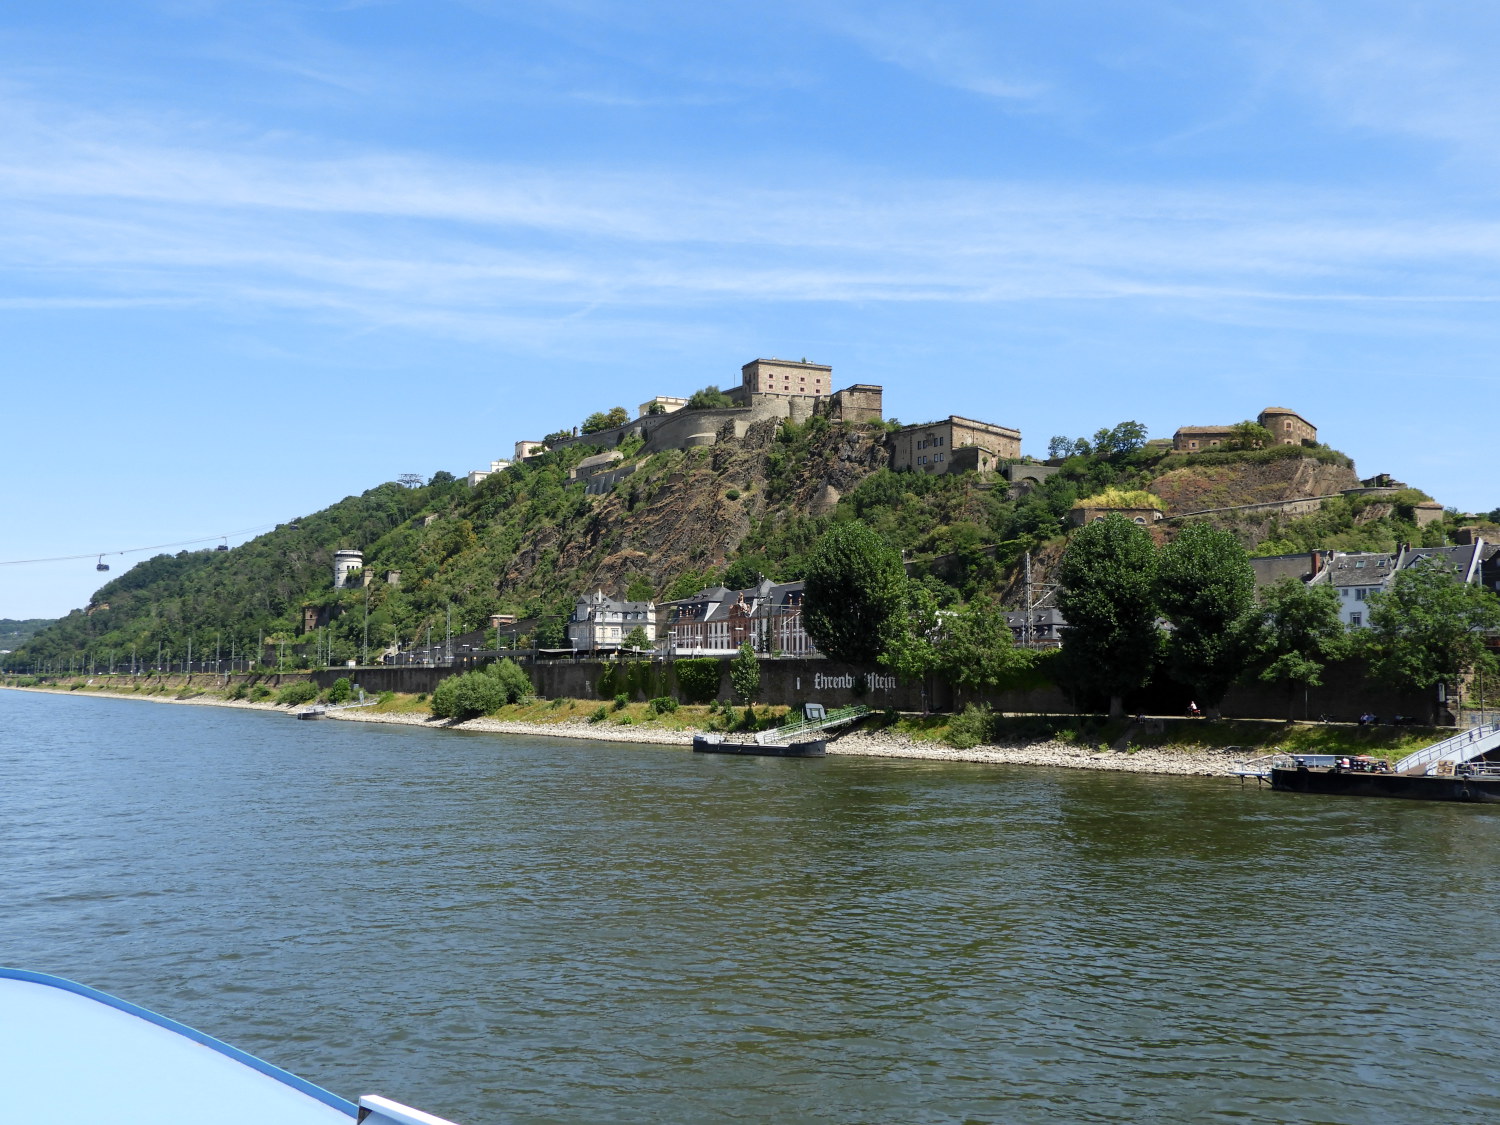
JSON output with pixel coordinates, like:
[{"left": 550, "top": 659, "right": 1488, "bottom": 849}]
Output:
[
  {"left": 1172, "top": 407, "right": 1317, "bottom": 453},
  {"left": 472, "top": 354, "right": 1042, "bottom": 493}
]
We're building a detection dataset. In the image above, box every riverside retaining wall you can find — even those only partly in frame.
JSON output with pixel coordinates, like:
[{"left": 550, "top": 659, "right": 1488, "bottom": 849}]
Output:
[{"left": 308, "top": 655, "right": 1441, "bottom": 723}]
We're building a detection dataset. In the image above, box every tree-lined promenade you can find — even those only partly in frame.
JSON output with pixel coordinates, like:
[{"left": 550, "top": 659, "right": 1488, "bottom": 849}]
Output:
[{"left": 798, "top": 515, "right": 1500, "bottom": 723}]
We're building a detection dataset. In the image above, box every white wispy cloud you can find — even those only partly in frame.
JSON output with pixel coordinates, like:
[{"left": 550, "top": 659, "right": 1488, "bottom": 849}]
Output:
[
  {"left": 816, "top": 3, "right": 1048, "bottom": 104},
  {"left": 1245, "top": 1, "right": 1500, "bottom": 163},
  {"left": 1, "top": 92, "right": 1498, "bottom": 346}
]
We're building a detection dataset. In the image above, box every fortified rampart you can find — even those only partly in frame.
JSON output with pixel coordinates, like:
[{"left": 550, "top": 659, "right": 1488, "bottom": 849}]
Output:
[{"left": 542, "top": 384, "right": 883, "bottom": 461}]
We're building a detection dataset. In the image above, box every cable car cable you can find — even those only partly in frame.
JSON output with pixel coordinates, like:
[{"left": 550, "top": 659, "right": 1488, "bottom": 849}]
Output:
[{"left": 0, "top": 522, "right": 286, "bottom": 566}]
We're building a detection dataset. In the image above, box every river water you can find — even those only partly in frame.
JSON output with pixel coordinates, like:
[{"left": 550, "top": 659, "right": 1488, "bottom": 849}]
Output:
[{"left": 3, "top": 689, "right": 1500, "bottom": 1123}]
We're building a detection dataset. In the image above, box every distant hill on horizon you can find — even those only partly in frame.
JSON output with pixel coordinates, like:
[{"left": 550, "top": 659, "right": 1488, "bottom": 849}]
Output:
[{"left": 0, "top": 619, "right": 58, "bottom": 649}]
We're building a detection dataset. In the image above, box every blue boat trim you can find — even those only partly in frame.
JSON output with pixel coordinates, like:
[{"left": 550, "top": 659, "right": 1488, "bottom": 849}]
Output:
[{"left": 0, "top": 967, "right": 358, "bottom": 1117}]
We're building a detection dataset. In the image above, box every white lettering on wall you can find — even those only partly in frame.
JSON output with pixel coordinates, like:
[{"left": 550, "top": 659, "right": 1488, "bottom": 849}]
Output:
[{"left": 813, "top": 672, "right": 898, "bottom": 695}]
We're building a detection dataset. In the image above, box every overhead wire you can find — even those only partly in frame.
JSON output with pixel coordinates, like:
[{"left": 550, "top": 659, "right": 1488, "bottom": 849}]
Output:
[{"left": 0, "top": 523, "right": 286, "bottom": 566}]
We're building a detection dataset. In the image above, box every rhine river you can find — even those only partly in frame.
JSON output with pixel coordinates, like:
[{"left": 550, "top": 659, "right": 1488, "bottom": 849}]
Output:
[{"left": 4, "top": 689, "right": 1500, "bottom": 1123}]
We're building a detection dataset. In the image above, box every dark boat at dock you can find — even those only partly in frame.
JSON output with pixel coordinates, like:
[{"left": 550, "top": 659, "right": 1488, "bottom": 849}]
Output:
[
  {"left": 693, "top": 734, "right": 827, "bottom": 758},
  {"left": 1271, "top": 763, "right": 1500, "bottom": 803},
  {"left": 1233, "top": 724, "right": 1500, "bottom": 803}
]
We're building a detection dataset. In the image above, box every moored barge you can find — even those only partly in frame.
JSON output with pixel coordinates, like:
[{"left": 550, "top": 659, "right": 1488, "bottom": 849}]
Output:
[
  {"left": 1242, "top": 722, "right": 1500, "bottom": 804},
  {"left": 693, "top": 734, "right": 827, "bottom": 757}
]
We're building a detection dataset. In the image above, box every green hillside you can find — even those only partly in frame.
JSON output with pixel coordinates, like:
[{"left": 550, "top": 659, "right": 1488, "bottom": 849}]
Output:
[
  {"left": 0, "top": 619, "right": 56, "bottom": 649},
  {"left": 5, "top": 416, "right": 1479, "bottom": 673}
]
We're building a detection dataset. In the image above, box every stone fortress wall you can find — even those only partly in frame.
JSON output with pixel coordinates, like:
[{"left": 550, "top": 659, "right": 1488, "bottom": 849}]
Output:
[{"left": 533, "top": 358, "right": 885, "bottom": 463}]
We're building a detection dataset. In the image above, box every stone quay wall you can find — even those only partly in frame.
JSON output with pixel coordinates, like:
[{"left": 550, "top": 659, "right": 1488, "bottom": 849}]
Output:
[{"left": 316, "top": 653, "right": 1444, "bottom": 724}]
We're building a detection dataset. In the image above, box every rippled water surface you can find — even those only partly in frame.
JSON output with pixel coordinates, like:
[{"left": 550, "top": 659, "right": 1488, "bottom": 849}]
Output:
[{"left": 5, "top": 689, "right": 1500, "bottom": 1123}]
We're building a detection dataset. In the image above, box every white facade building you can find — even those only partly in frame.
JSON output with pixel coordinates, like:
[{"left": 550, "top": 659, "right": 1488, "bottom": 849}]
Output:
[{"left": 568, "top": 591, "right": 657, "bottom": 652}]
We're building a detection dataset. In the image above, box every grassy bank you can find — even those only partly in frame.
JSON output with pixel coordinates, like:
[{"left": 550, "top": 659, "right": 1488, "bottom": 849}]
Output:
[
  {"left": 364, "top": 692, "right": 797, "bottom": 734},
  {"left": 886, "top": 712, "right": 1447, "bottom": 760},
  {"left": 3, "top": 676, "right": 1450, "bottom": 759}
]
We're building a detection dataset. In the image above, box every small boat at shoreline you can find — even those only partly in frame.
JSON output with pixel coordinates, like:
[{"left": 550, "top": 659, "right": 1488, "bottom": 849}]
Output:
[
  {"left": 693, "top": 733, "right": 826, "bottom": 757},
  {"left": 0, "top": 968, "right": 463, "bottom": 1124}
]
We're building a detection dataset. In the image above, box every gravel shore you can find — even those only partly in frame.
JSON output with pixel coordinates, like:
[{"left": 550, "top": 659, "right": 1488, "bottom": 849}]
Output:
[{"left": 4, "top": 685, "right": 1249, "bottom": 776}]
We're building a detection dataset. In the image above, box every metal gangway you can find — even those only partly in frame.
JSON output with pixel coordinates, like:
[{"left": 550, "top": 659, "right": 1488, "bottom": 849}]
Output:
[
  {"left": 755, "top": 704, "right": 871, "bottom": 745},
  {"left": 294, "top": 687, "right": 381, "bottom": 720},
  {"left": 1392, "top": 722, "right": 1500, "bottom": 776}
]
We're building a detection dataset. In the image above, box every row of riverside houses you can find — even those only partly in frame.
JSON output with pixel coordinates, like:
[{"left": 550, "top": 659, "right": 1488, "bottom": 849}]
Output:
[
  {"left": 1250, "top": 537, "right": 1498, "bottom": 629},
  {"left": 564, "top": 538, "right": 1498, "bottom": 661},
  {"left": 568, "top": 578, "right": 817, "bottom": 657}
]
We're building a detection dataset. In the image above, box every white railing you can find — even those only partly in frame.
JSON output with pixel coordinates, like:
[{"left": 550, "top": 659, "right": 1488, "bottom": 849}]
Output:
[{"left": 1393, "top": 723, "right": 1500, "bottom": 775}]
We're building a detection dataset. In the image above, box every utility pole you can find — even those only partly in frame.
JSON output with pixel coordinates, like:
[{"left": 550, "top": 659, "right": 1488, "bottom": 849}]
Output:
[
  {"left": 446, "top": 605, "right": 453, "bottom": 665},
  {"left": 363, "top": 587, "right": 370, "bottom": 667},
  {"left": 1022, "top": 552, "right": 1033, "bottom": 648},
  {"left": 186, "top": 637, "right": 192, "bottom": 677}
]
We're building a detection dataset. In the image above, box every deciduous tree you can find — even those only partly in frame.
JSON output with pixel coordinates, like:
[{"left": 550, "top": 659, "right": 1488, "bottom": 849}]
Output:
[
  {"left": 935, "top": 596, "right": 1029, "bottom": 691},
  {"left": 1056, "top": 514, "right": 1159, "bottom": 718},
  {"left": 803, "top": 522, "right": 906, "bottom": 665},
  {"left": 1157, "top": 522, "right": 1256, "bottom": 717},
  {"left": 1249, "top": 579, "right": 1348, "bottom": 718},
  {"left": 879, "top": 579, "right": 942, "bottom": 684},
  {"left": 1226, "top": 421, "right": 1274, "bottom": 451},
  {"left": 1364, "top": 563, "right": 1500, "bottom": 711},
  {"left": 730, "top": 642, "right": 761, "bottom": 704}
]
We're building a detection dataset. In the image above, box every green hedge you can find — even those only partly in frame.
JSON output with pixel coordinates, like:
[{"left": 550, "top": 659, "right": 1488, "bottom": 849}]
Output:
[
  {"left": 275, "top": 681, "right": 319, "bottom": 706},
  {"left": 674, "top": 658, "right": 721, "bottom": 703},
  {"left": 597, "top": 660, "right": 669, "bottom": 701}
]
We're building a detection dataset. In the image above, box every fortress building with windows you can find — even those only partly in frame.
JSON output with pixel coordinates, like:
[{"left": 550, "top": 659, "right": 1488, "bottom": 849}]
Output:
[
  {"left": 1172, "top": 407, "right": 1317, "bottom": 453},
  {"left": 891, "top": 416, "right": 1022, "bottom": 475}
]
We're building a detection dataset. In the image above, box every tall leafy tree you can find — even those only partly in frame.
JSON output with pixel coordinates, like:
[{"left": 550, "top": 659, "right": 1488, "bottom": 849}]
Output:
[
  {"left": 1157, "top": 522, "right": 1256, "bottom": 718},
  {"left": 1227, "top": 421, "right": 1274, "bottom": 451},
  {"left": 803, "top": 522, "right": 906, "bottom": 665},
  {"left": 1249, "top": 578, "right": 1349, "bottom": 718},
  {"left": 730, "top": 642, "right": 761, "bottom": 705},
  {"left": 1091, "top": 421, "right": 1149, "bottom": 457},
  {"left": 879, "top": 579, "right": 942, "bottom": 684},
  {"left": 935, "top": 596, "right": 1029, "bottom": 692},
  {"left": 1056, "top": 514, "right": 1160, "bottom": 718},
  {"left": 1364, "top": 563, "right": 1500, "bottom": 710}
]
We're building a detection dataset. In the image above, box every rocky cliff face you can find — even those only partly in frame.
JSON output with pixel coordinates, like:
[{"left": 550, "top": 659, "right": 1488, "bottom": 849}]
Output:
[
  {"left": 498, "top": 419, "right": 893, "bottom": 603},
  {"left": 1149, "top": 456, "right": 1360, "bottom": 515}
]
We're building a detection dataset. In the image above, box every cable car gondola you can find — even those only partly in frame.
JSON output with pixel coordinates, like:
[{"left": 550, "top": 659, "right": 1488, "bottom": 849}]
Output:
[
  {"left": 215, "top": 537, "right": 229, "bottom": 552},
  {"left": 95, "top": 555, "right": 109, "bottom": 572}
]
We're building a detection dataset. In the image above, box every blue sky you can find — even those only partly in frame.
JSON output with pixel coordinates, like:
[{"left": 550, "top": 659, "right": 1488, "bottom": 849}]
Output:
[{"left": 3, "top": 0, "right": 1498, "bottom": 617}]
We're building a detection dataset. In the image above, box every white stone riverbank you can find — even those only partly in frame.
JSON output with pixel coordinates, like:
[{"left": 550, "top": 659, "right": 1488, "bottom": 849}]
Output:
[{"left": 3, "top": 685, "right": 1247, "bottom": 776}]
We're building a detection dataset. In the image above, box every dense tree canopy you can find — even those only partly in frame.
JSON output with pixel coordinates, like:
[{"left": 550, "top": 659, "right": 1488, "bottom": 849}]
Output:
[
  {"left": 1364, "top": 563, "right": 1500, "bottom": 705},
  {"left": 1056, "top": 514, "right": 1160, "bottom": 717},
  {"left": 934, "top": 596, "right": 1028, "bottom": 692},
  {"left": 1156, "top": 522, "right": 1256, "bottom": 715},
  {"left": 802, "top": 522, "right": 906, "bottom": 665},
  {"left": 1250, "top": 579, "right": 1349, "bottom": 717}
]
